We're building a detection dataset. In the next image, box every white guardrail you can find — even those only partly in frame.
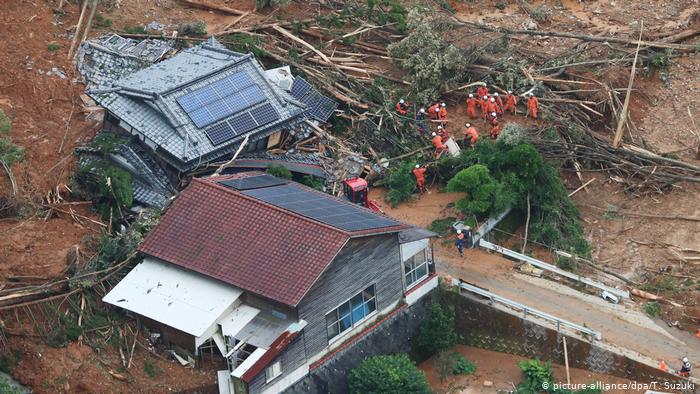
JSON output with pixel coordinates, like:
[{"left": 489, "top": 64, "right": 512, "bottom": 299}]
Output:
[
  {"left": 479, "top": 240, "right": 630, "bottom": 300},
  {"left": 452, "top": 278, "right": 602, "bottom": 340}
]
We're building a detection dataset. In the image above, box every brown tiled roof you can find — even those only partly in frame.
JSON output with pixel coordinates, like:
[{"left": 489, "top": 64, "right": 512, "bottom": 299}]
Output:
[{"left": 139, "top": 173, "right": 407, "bottom": 306}]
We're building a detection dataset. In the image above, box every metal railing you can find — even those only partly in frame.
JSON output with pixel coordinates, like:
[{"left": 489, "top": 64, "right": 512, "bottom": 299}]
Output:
[{"left": 452, "top": 278, "right": 602, "bottom": 340}]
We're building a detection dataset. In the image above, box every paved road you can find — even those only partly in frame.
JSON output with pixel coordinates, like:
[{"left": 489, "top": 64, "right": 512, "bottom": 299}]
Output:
[{"left": 434, "top": 243, "right": 700, "bottom": 369}]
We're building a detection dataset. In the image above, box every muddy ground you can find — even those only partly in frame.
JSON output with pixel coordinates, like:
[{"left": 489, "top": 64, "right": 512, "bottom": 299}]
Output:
[{"left": 0, "top": 0, "right": 699, "bottom": 392}]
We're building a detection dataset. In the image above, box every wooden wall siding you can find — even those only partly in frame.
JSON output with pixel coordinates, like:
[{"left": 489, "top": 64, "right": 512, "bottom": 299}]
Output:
[
  {"left": 247, "top": 233, "right": 403, "bottom": 394},
  {"left": 298, "top": 233, "right": 402, "bottom": 358}
]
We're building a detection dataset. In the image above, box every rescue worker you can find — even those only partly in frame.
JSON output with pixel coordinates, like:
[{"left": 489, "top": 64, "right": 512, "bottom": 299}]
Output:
[
  {"left": 480, "top": 95, "right": 489, "bottom": 120},
  {"left": 416, "top": 108, "right": 426, "bottom": 134},
  {"left": 413, "top": 164, "right": 427, "bottom": 193},
  {"left": 503, "top": 90, "right": 517, "bottom": 114},
  {"left": 487, "top": 97, "right": 498, "bottom": 120},
  {"left": 431, "top": 132, "right": 444, "bottom": 159},
  {"left": 490, "top": 114, "right": 501, "bottom": 140},
  {"left": 527, "top": 92, "right": 539, "bottom": 119},
  {"left": 428, "top": 103, "right": 440, "bottom": 120},
  {"left": 463, "top": 123, "right": 478, "bottom": 148},
  {"left": 476, "top": 85, "right": 489, "bottom": 99},
  {"left": 466, "top": 94, "right": 478, "bottom": 119},
  {"left": 438, "top": 102, "right": 448, "bottom": 120},
  {"left": 679, "top": 357, "right": 691, "bottom": 378},
  {"left": 395, "top": 99, "right": 408, "bottom": 115},
  {"left": 437, "top": 125, "right": 448, "bottom": 142},
  {"left": 456, "top": 229, "right": 464, "bottom": 257},
  {"left": 493, "top": 92, "right": 504, "bottom": 114}
]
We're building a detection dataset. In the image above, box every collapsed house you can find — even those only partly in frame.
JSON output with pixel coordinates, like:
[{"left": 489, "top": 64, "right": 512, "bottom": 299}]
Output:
[
  {"left": 103, "top": 172, "right": 438, "bottom": 394},
  {"left": 78, "top": 35, "right": 337, "bottom": 208}
]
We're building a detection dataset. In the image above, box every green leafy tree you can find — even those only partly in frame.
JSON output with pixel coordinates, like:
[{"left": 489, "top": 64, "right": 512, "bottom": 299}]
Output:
[
  {"left": 417, "top": 304, "right": 456, "bottom": 356},
  {"left": 0, "top": 138, "right": 23, "bottom": 167},
  {"left": 385, "top": 161, "right": 417, "bottom": 207},
  {"left": 266, "top": 165, "right": 293, "bottom": 180},
  {"left": 446, "top": 164, "right": 514, "bottom": 219},
  {"left": 349, "top": 354, "right": 430, "bottom": 394}
]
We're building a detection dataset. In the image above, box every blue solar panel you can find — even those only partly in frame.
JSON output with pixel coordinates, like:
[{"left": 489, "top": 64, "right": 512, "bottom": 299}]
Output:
[
  {"left": 205, "top": 121, "right": 237, "bottom": 145},
  {"left": 251, "top": 103, "right": 280, "bottom": 126},
  {"left": 291, "top": 78, "right": 312, "bottom": 98},
  {"left": 177, "top": 71, "right": 264, "bottom": 128},
  {"left": 230, "top": 112, "right": 256, "bottom": 135},
  {"left": 242, "top": 183, "right": 401, "bottom": 232},
  {"left": 289, "top": 77, "right": 337, "bottom": 122}
]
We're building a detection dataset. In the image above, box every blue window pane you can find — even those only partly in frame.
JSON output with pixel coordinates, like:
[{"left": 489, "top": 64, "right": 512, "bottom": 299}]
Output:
[
  {"left": 338, "top": 301, "right": 350, "bottom": 318},
  {"left": 365, "top": 298, "right": 376, "bottom": 315},
  {"left": 351, "top": 302, "right": 365, "bottom": 324},
  {"left": 339, "top": 314, "right": 352, "bottom": 332}
]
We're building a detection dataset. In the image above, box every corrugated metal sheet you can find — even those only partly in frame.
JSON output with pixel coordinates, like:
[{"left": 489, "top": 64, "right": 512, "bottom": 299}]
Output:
[{"left": 102, "top": 257, "right": 242, "bottom": 337}]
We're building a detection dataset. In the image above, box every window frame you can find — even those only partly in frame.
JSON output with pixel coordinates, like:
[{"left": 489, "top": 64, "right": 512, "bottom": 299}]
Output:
[
  {"left": 404, "top": 248, "right": 429, "bottom": 290},
  {"left": 265, "top": 360, "right": 282, "bottom": 383},
  {"left": 325, "top": 284, "right": 377, "bottom": 342}
]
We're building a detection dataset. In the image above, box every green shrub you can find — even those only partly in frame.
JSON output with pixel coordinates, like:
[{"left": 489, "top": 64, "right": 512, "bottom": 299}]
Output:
[
  {"left": 0, "top": 376, "right": 23, "bottom": 394},
  {"left": 643, "top": 301, "right": 661, "bottom": 318},
  {"left": 349, "top": 354, "right": 430, "bottom": 394},
  {"left": 143, "top": 360, "right": 158, "bottom": 378},
  {"left": 0, "top": 109, "right": 10, "bottom": 133},
  {"left": 451, "top": 352, "right": 476, "bottom": 375},
  {"left": 94, "top": 14, "right": 113, "bottom": 29},
  {"left": 428, "top": 217, "right": 457, "bottom": 237},
  {"left": 0, "top": 138, "right": 24, "bottom": 167},
  {"left": 177, "top": 21, "right": 207, "bottom": 37},
  {"left": 385, "top": 161, "right": 417, "bottom": 207},
  {"left": 446, "top": 164, "right": 514, "bottom": 219},
  {"left": 47, "top": 43, "right": 61, "bottom": 51},
  {"left": 301, "top": 175, "right": 324, "bottom": 191},
  {"left": 75, "top": 160, "right": 132, "bottom": 221},
  {"left": 417, "top": 304, "right": 456, "bottom": 356},
  {"left": 366, "top": 0, "right": 407, "bottom": 32},
  {"left": 123, "top": 25, "right": 147, "bottom": 35},
  {"left": 224, "top": 34, "right": 266, "bottom": 57},
  {"left": 266, "top": 165, "right": 292, "bottom": 180},
  {"left": 517, "top": 359, "right": 601, "bottom": 394}
]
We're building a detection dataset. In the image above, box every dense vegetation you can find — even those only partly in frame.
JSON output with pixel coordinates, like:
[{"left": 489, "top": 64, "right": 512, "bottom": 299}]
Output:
[
  {"left": 518, "top": 359, "right": 601, "bottom": 394},
  {"left": 349, "top": 354, "right": 430, "bottom": 394},
  {"left": 0, "top": 109, "right": 23, "bottom": 167}
]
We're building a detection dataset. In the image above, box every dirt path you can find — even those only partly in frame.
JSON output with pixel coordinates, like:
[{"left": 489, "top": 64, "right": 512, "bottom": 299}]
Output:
[{"left": 370, "top": 188, "right": 700, "bottom": 367}]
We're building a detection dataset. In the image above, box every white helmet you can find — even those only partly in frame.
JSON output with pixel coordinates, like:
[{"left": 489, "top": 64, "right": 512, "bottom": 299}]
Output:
[
  {"left": 437, "top": 125, "right": 443, "bottom": 130},
  {"left": 490, "top": 97, "right": 495, "bottom": 102},
  {"left": 457, "top": 229, "right": 462, "bottom": 234},
  {"left": 483, "top": 96, "right": 488, "bottom": 100},
  {"left": 419, "top": 108, "right": 425, "bottom": 113},
  {"left": 415, "top": 164, "right": 420, "bottom": 169},
  {"left": 399, "top": 99, "right": 405, "bottom": 104},
  {"left": 435, "top": 107, "right": 440, "bottom": 112},
  {"left": 432, "top": 132, "right": 437, "bottom": 136},
  {"left": 441, "top": 102, "right": 446, "bottom": 107},
  {"left": 508, "top": 90, "right": 512, "bottom": 94},
  {"left": 683, "top": 357, "right": 689, "bottom": 363},
  {"left": 492, "top": 112, "right": 497, "bottom": 117},
  {"left": 465, "top": 123, "right": 470, "bottom": 127},
  {"left": 468, "top": 93, "right": 473, "bottom": 98},
  {"left": 494, "top": 92, "right": 499, "bottom": 96},
  {"left": 529, "top": 92, "right": 534, "bottom": 96}
]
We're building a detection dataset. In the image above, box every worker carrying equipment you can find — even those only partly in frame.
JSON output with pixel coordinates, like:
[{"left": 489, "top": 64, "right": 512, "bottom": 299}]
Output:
[
  {"left": 416, "top": 108, "right": 426, "bottom": 134},
  {"left": 432, "top": 132, "right": 444, "bottom": 159},
  {"left": 456, "top": 229, "right": 464, "bottom": 257},
  {"left": 466, "top": 94, "right": 478, "bottom": 119},
  {"left": 395, "top": 99, "right": 408, "bottom": 115},
  {"left": 439, "top": 102, "right": 448, "bottom": 120},
  {"left": 437, "top": 125, "right": 448, "bottom": 142},
  {"left": 527, "top": 93, "right": 539, "bottom": 119},
  {"left": 428, "top": 103, "right": 440, "bottom": 120},
  {"left": 413, "top": 164, "right": 427, "bottom": 193},
  {"left": 504, "top": 91, "right": 517, "bottom": 114},
  {"left": 679, "top": 357, "right": 691, "bottom": 378},
  {"left": 463, "top": 123, "right": 478, "bottom": 148},
  {"left": 493, "top": 92, "right": 504, "bottom": 113}
]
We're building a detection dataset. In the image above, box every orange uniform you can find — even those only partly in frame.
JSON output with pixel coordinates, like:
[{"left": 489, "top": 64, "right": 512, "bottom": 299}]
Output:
[
  {"left": 495, "top": 95, "right": 504, "bottom": 110},
  {"left": 503, "top": 94, "right": 517, "bottom": 114},
  {"left": 432, "top": 135, "right": 444, "bottom": 158},
  {"left": 439, "top": 106, "right": 448, "bottom": 120},
  {"left": 527, "top": 96, "right": 539, "bottom": 119},
  {"left": 476, "top": 86, "right": 489, "bottom": 98},
  {"left": 486, "top": 101, "right": 498, "bottom": 117},
  {"left": 490, "top": 121, "right": 501, "bottom": 140},
  {"left": 395, "top": 102, "right": 408, "bottom": 115},
  {"left": 464, "top": 126, "right": 478, "bottom": 146},
  {"left": 480, "top": 97, "right": 489, "bottom": 119},
  {"left": 428, "top": 104, "right": 439, "bottom": 120},
  {"left": 413, "top": 167, "right": 427, "bottom": 192},
  {"left": 466, "top": 97, "right": 478, "bottom": 119}
]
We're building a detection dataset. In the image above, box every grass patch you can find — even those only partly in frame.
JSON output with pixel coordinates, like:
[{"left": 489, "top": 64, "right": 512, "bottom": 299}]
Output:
[
  {"left": 643, "top": 301, "right": 661, "bottom": 318},
  {"left": 640, "top": 277, "right": 679, "bottom": 295},
  {"left": 47, "top": 43, "right": 61, "bottom": 51},
  {"left": 143, "top": 360, "right": 158, "bottom": 378},
  {"left": 94, "top": 14, "right": 113, "bottom": 29},
  {"left": 123, "top": 25, "right": 147, "bottom": 35}
]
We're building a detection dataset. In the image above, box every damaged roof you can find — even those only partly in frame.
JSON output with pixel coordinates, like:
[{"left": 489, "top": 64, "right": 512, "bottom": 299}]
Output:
[
  {"left": 86, "top": 37, "right": 322, "bottom": 172},
  {"left": 139, "top": 172, "right": 409, "bottom": 306}
]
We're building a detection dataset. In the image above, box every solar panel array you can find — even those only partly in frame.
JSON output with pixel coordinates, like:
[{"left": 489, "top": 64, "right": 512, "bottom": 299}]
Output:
[
  {"left": 242, "top": 183, "right": 401, "bottom": 232},
  {"left": 204, "top": 102, "right": 280, "bottom": 145},
  {"left": 176, "top": 72, "right": 267, "bottom": 129},
  {"left": 290, "top": 77, "right": 337, "bottom": 122},
  {"left": 217, "top": 174, "right": 288, "bottom": 191}
]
